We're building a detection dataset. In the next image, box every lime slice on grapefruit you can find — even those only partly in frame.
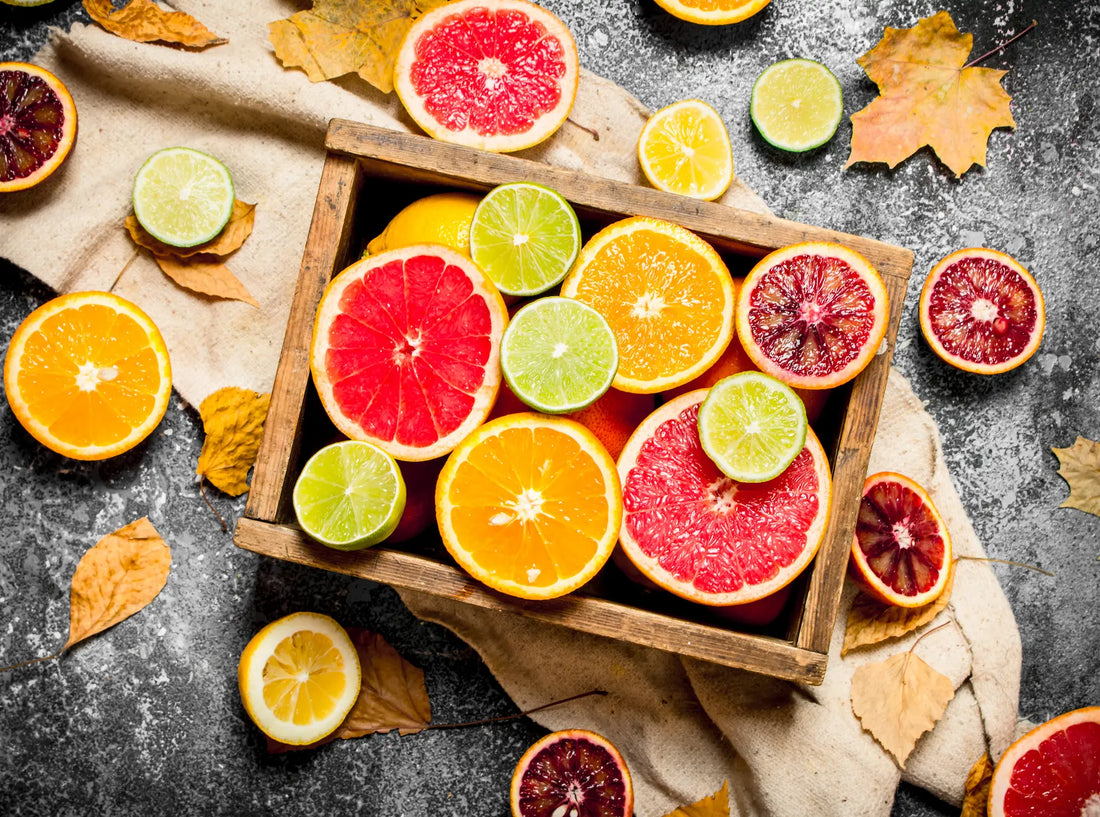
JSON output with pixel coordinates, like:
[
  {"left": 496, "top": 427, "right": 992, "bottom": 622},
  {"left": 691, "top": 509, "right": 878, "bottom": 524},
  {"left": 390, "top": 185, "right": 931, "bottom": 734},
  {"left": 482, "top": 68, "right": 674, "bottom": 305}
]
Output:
[
  {"left": 470, "top": 182, "right": 582, "bottom": 297},
  {"left": 132, "top": 147, "right": 235, "bottom": 248},
  {"left": 698, "top": 371, "right": 808, "bottom": 483},
  {"left": 751, "top": 59, "right": 843, "bottom": 152},
  {"left": 293, "top": 440, "right": 406, "bottom": 551},
  {"left": 501, "top": 297, "right": 618, "bottom": 414}
]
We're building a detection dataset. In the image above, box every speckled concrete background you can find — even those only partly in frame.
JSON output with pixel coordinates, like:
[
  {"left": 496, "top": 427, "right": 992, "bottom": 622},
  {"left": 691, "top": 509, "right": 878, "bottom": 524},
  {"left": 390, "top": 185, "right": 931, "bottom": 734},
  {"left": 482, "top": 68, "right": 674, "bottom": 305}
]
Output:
[{"left": 1, "top": 1, "right": 1098, "bottom": 814}]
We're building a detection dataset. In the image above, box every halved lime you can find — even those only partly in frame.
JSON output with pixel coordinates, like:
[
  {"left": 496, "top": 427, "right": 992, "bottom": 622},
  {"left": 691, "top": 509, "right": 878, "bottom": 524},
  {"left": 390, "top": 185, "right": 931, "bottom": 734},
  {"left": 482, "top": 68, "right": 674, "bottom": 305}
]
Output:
[
  {"left": 697, "top": 371, "right": 808, "bottom": 483},
  {"left": 501, "top": 297, "right": 618, "bottom": 414},
  {"left": 469, "top": 182, "right": 581, "bottom": 297},
  {"left": 750, "top": 59, "right": 843, "bottom": 153},
  {"left": 292, "top": 440, "right": 406, "bottom": 551},
  {"left": 132, "top": 147, "right": 235, "bottom": 247}
]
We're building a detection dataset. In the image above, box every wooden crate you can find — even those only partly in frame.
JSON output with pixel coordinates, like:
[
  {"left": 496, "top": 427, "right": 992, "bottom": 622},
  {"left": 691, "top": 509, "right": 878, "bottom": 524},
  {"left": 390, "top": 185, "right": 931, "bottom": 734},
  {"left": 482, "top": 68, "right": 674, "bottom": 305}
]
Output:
[{"left": 235, "top": 119, "right": 914, "bottom": 685}]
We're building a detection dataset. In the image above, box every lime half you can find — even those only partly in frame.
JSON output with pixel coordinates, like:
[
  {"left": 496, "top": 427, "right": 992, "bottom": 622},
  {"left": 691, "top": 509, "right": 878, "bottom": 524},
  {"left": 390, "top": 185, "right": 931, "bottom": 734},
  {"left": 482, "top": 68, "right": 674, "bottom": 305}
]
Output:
[
  {"left": 469, "top": 182, "right": 581, "bottom": 297},
  {"left": 293, "top": 440, "right": 406, "bottom": 551},
  {"left": 750, "top": 59, "right": 843, "bottom": 153},
  {"left": 501, "top": 297, "right": 618, "bottom": 414},
  {"left": 697, "top": 371, "right": 808, "bottom": 483},
  {"left": 132, "top": 147, "right": 235, "bottom": 247}
]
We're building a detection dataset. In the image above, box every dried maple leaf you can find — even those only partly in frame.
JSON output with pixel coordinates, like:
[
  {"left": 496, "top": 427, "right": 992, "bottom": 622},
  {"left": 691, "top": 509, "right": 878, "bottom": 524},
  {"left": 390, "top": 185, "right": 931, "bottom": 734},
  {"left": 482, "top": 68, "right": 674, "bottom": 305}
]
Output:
[
  {"left": 1052, "top": 437, "right": 1100, "bottom": 518},
  {"left": 662, "top": 781, "right": 730, "bottom": 817},
  {"left": 83, "top": 0, "right": 227, "bottom": 49},
  {"left": 961, "top": 753, "right": 993, "bottom": 817},
  {"left": 850, "top": 649, "right": 955, "bottom": 767},
  {"left": 843, "top": 563, "right": 956, "bottom": 655},
  {"left": 154, "top": 255, "right": 259, "bottom": 307},
  {"left": 846, "top": 11, "right": 1016, "bottom": 177},
  {"left": 126, "top": 200, "right": 256, "bottom": 259},
  {"left": 196, "top": 387, "right": 270, "bottom": 496},
  {"left": 268, "top": 0, "right": 450, "bottom": 94}
]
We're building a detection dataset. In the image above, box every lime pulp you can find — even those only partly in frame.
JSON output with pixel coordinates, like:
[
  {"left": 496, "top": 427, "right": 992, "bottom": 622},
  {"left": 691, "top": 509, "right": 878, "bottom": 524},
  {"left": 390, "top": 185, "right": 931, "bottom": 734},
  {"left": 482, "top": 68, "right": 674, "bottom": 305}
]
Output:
[
  {"left": 132, "top": 147, "right": 235, "bottom": 247},
  {"left": 293, "top": 440, "right": 406, "bottom": 551},
  {"left": 697, "top": 371, "right": 808, "bottom": 483},
  {"left": 501, "top": 297, "right": 618, "bottom": 414},
  {"left": 750, "top": 59, "right": 843, "bottom": 153}
]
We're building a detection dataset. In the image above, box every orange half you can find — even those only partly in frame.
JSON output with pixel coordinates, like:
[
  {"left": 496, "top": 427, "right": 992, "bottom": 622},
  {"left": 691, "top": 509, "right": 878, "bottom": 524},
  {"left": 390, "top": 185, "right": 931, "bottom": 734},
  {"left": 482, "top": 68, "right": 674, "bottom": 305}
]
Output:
[
  {"left": 4, "top": 291, "right": 172, "bottom": 460},
  {"left": 652, "top": 0, "right": 772, "bottom": 25},
  {"left": 435, "top": 413, "right": 622, "bottom": 600}
]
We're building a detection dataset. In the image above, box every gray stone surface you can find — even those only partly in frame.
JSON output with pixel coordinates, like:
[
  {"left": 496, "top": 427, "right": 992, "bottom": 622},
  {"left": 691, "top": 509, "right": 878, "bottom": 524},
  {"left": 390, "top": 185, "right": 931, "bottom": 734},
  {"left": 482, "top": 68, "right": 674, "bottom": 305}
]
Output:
[{"left": 2, "top": 1, "right": 1098, "bottom": 815}]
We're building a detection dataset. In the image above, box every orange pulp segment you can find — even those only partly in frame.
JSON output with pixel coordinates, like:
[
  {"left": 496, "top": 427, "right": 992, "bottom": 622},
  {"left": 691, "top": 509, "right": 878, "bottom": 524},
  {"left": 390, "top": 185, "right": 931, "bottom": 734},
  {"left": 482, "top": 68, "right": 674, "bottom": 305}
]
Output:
[{"left": 652, "top": 0, "right": 772, "bottom": 25}]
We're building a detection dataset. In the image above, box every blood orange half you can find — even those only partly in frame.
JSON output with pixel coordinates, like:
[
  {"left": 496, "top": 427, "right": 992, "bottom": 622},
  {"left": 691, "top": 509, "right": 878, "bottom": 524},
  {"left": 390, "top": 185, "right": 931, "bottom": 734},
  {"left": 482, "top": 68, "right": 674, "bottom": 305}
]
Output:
[
  {"left": 617, "top": 390, "right": 831, "bottom": 606},
  {"left": 393, "top": 0, "right": 579, "bottom": 153},
  {"left": 0, "top": 62, "right": 77, "bottom": 192},
  {"left": 989, "top": 707, "right": 1100, "bottom": 817},
  {"left": 311, "top": 245, "right": 507, "bottom": 461},
  {"left": 736, "top": 242, "right": 889, "bottom": 390},
  {"left": 919, "top": 248, "right": 1045, "bottom": 375},
  {"left": 510, "top": 729, "right": 634, "bottom": 817},
  {"left": 850, "top": 472, "right": 952, "bottom": 608}
]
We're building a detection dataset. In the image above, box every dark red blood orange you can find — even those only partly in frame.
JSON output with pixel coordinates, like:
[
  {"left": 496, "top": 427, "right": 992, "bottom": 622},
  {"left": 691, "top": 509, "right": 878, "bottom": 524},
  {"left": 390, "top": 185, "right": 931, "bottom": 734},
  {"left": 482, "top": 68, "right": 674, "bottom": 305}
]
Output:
[
  {"left": 510, "top": 729, "right": 633, "bottom": 817},
  {"left": 850, "top": 472, "right": 952, "bottom": 608},
  {"left": 919, "top": 248, "right": 1045, "bottom": 375},
  {"left": 386, "top": 458, "right": 444, "bottom": 543},
  {"left": 0, "top": 62, "right": 77, "bottom": 192},
  {"left": 394, "top": 0, "right": 579, "bottom": 153},
  {"left": 736, "top": 242, "right": 888, "bottom": 390},
  {"left": 617, "top": 390, "right": 832, "bottom": 606},
  {"left": 311, "top": 245, "right": 507, "bottom": 461}
]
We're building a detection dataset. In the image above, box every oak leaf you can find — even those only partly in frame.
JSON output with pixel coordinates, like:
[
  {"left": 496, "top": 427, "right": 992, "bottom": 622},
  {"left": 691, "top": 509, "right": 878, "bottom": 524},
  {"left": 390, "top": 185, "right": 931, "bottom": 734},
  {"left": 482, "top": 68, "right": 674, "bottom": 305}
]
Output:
[
  {"left": 1052, "top": 436, "right": 1100, "bottom": 518},
  {"left": 196, "top": 387, "right": 270, "bottom": 496},
  {"left": 154, "top": 255, "right": 259, "bottom": 307},
  {"left": 83, "top": 0, "right": 227, "bottom": 49},
  {"left": 662, "top": 781, "right": 730, "bottom": 817},
  {"left": 847, "top": 11, "right": 1015, "bottom": 177},
  {"left": 961, "top": 753, "right": 993, "bottom": 817},
  {"left": 268, "top": 0, "right": 450, "bottom": 94},
  {"left": 850, "top": 650, "right": 955, "bottom": 767},
  {"left": 843, "top": 563, "right": 956, "bottom": 655},
  {"left": 126, "top": 200, "right": 256, "bottom": 259}
]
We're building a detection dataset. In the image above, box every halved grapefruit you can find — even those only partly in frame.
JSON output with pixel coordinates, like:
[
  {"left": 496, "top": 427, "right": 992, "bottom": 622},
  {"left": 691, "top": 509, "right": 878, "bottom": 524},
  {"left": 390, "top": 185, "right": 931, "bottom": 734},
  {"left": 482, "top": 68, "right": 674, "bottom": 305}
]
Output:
[
  {"left": 737, "top": 242, "right": 889, "bottom": 390},
  {"left": 850, "top": 472, "right": 952, "bottom": 608},
  {"left": 310, "top": 245, "right": 507, "bottom": 461},
  {"left": 919, "top": 248, "right": 1045, "bottom": 375},
  {"left": 617, "top": 390, "right": 832, "bottom": 606},
  {"left": 510, "top": 729, "right": 634, "bottom": 817},
  {"left": 0, "top": 62, "right": 77, "bottom": 192},
  {"left": 393, "top": 0, "right": 579, "bottom": 153},
  {"left": 989, "top": 707, "right": 1100, "bottom": 817}
]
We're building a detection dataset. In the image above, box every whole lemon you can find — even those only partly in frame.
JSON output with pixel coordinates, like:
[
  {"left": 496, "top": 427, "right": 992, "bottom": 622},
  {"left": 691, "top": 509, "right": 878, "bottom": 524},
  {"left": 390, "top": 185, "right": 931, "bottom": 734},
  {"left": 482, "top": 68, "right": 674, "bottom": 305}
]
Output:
[{"left": 366, "top": 192, "right": 482, "bottom": 257}]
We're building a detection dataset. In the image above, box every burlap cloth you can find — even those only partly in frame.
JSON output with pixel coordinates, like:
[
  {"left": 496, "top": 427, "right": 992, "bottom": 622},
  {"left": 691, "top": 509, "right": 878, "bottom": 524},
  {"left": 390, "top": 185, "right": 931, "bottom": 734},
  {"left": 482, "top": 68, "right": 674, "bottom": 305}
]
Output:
[{"left": 0, "top": 4, "right": 1022, "bottom": 813}]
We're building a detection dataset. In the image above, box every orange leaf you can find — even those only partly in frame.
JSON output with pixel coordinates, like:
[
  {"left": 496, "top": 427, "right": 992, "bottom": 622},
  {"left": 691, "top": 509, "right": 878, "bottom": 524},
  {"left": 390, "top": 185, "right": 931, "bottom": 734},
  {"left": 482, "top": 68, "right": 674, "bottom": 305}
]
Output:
[
  {"left": 268, "top": 0, "right": 450, "bottom": 94},
  {"left": 1052, "top": 436, "right": 1100, "bottom": 518},
  {"left": 961, "top": 753, "right": 993, "bottom": 817},
  {"left": 83, "top": 0, "right": 227, "bottom": 49},
  {"left": 64, "top": 518, "right": 171, "bottom": 650},
  {"left": 154, "top": 255, "right": 259, "bottom": 307},
  {"left": 126, "top": 200, "right": 256, "bottom": 259},
  {"left": 843, "top": 563, "right": 956, "bottom": 655},
  {"left": 196, "top": 387, "right": 271, "bottom": 497},
  {"left": 846, "top": 11, "right": 1015, "bottom": 177},
  {"left": 662, "top": 781, "right": 730, "bottom": 817}
]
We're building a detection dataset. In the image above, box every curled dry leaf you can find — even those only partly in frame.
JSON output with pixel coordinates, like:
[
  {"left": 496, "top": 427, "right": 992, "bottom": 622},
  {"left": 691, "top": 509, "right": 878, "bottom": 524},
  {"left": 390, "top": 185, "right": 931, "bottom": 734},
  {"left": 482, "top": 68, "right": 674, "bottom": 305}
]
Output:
[
  {"left": 196, "top": 387, "right": 271, "bottom": 497},
  {"left": 268, "top": 0, "right": 450, "bottom": 93},
  {"left": 154, "top": 255, "right": 259, "bottom": 307},
  {"left": 1052, "top": 436, "right": 1100, "bottom": 518},
  {"left": 850, "top": 649, "right": 955, "bottom": 767},
  {"left": 843, "top": 563, "right": 956, "bottom": 656},
  {"left": 126, "top": 200, "right": 256, "bottom": 259},
  {"left": 961, "top": 753, "right": 993, "bottom": 817},
  {"left": 846, "top": 11, "right": 1016, "bottom": 177},
  {"left": 83, "top": 0, "right": 227, "bottom": 49},
  {"left": 662, "top": 781, "right": 730, "bottom": 817}
]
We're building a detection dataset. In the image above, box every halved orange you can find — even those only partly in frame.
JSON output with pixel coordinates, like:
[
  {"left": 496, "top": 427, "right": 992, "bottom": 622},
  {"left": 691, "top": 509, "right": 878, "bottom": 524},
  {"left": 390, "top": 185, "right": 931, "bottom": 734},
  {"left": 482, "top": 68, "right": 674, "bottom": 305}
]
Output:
[
  {"left": 4, "top": 291, "right": 173, "bottom": 460},
  {"left": 0, "top": 62, "right": 77, "bottom": 192},
  {"left": 435, "top": 413, "right": 622, "bottom": 600},
  {"left": 560, "top": 216, "right": 735, "bottom": 394},
  {"left": 652, "top": 0, "right": 772, "bottom": 26}
]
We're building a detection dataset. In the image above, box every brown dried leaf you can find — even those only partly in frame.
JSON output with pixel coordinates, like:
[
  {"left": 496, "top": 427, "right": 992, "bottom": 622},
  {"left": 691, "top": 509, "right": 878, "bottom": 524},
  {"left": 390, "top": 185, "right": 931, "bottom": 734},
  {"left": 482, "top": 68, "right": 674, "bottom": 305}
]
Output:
[
  {"left": 268, "top": 0, "right": 450, "bottom": 94},
  {"left": 196, "top": 387, "right": 270, "bottom": 497},
  {"left": 961, "top": 753, "right": 993, "bottom": 817},
  {"left": 850, "top": 651, "right": 955, "bottom": 767},
  {"left": 1052, "top": 436, "right": 1100, "bottom": 518},
  {"left": 154, "top": 255, "right": 259, "bottom": 307},
  {"left": 83, "top": 0, "right": 227, "bottom": 49},
  {"left": 843, "top": 564, "right": 956, "bottom": 655},
  {"left": 126, "top": 200, "right": 256, "bottom": 259},
  {"left": 662, "top": 781, "right": 730, "bottom": 817},
  {"left": 65, "top": 518, "right": 171, "bottom": 650}
]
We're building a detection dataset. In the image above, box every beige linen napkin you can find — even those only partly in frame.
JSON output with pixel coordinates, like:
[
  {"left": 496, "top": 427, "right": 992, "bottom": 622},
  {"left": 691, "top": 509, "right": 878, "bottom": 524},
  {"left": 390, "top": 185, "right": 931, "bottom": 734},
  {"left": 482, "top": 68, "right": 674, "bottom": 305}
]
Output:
[{"left": 0, "top": 4, "right": 1020, "bottom": 814}]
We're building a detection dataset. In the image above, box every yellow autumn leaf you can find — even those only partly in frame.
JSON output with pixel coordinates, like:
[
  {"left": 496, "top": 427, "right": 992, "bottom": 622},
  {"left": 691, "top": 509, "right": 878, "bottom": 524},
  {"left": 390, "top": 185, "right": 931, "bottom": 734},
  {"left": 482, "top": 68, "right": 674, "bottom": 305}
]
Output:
[
  {"left": 126, "top": 200, "right": 256, "bottom": 259},
  {"left": 662, "top": 781, "right": 730, "bottom": 817},
  {"left": 196, "top": 387, "right": 271, "bottom": 496},
  {"left": 83, "top": 0, "right": 227, "bottom": 49},
  {"left": 1052, "top": 436, "right": 1100, "bottom": 518},
  {"left": 843, "top": 564, "right": 956, "bottom": 655},
  {"left": 961, "top": 753, "right": 993, "bottom": 817},
  {"left": 268, "top": 0, "right": 451, "bottom": 94},
  {"left": 154, "top": 255, "right": 259, "bottom": 307}
]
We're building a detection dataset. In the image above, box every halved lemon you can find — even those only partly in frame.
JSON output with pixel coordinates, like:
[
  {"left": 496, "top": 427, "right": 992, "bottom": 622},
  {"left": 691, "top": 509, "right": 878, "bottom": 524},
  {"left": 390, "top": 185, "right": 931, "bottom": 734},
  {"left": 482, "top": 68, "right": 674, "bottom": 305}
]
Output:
[{"left": 638, "top": 99, "right": 733, "bottom": 201}]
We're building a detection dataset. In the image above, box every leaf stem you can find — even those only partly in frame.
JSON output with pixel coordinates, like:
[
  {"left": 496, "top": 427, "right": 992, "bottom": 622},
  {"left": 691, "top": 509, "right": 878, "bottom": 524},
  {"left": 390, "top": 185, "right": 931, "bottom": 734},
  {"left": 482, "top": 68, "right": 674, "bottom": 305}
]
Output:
[
  {"left": 566, "top": 118, "right": 600, "bottom": 142},
  {"left": 199, "top": 477, "right": 228, "bottom": 532},
  {"left": 902, "top": 620, "right": 952, "bottom": 675},
  {"left": 964, "top": 20, "right": 1037, "bottom": 68},
  {"left": 0, "top": 649, "right": 63, "bottom": 674},
  {"left": 955, "top": 555, "right": 1054, "bottom": 577},
  {"left": 424, "top": 689, "right": 607, "bottom": 731}
]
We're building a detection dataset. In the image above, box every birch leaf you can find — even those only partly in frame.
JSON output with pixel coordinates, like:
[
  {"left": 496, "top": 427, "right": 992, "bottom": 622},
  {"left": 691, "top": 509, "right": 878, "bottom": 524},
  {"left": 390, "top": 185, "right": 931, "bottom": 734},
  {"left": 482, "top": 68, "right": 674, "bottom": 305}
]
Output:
[
  {"left": 662, "top": 781, "right": 730, "bottom": 817},
  {"left": 154, "top": 255, "right": 259, "bottom": 307},
  {"left": 1052, "top": 436, "right": 1100, "bottom": 518},
  {"left": 83, "top": 0, "right": 227, "bottom": 49},
  {"left": 196, "top": 387, "right": 270, "bottom": 497},
  {"left": 126, "top": 200, "right": 256, "bottom": 259},
  {"left": 961, "top": 753, "right": 993, "bottom": 817},
  {"left": 843, "top": 564, "right": 956, "bottom": 655}
]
